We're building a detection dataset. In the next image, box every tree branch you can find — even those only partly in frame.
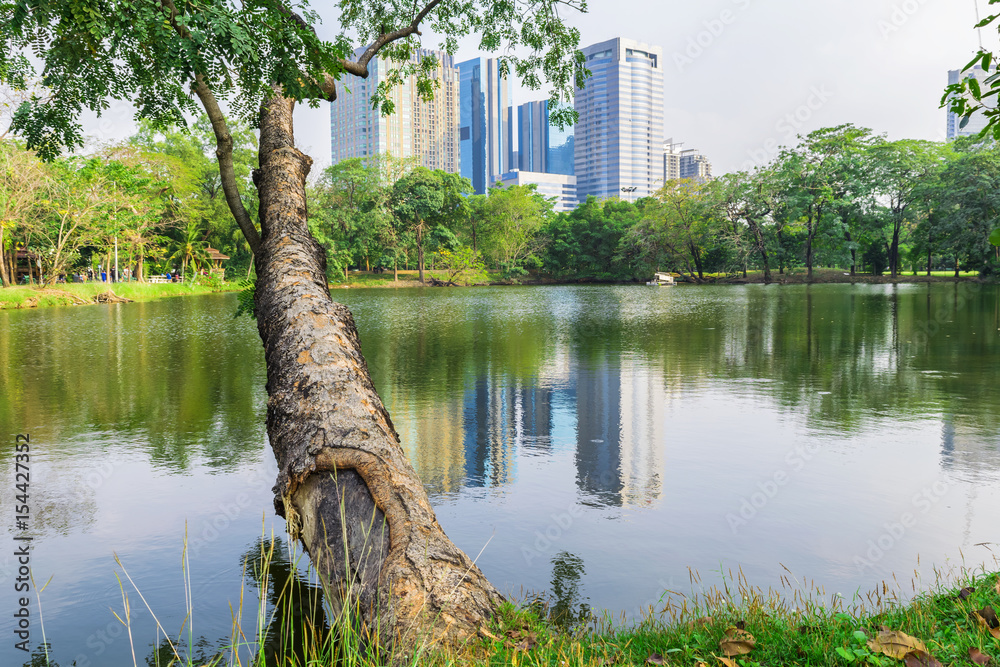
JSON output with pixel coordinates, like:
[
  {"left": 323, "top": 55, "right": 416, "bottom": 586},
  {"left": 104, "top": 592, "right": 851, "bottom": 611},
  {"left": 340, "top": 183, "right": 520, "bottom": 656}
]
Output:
[
  {"left": 340, "top": 0, "right": 443, "bottom": 77},
  {"left": 158, "top": 0, "right": 262, "bottom": 256}
]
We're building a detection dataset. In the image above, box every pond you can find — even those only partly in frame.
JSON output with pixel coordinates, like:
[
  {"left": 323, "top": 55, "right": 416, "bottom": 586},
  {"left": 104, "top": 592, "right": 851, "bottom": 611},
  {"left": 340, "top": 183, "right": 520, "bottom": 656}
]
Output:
[{"left": 2, "top": 283, "right": 999, "bottom": 666}]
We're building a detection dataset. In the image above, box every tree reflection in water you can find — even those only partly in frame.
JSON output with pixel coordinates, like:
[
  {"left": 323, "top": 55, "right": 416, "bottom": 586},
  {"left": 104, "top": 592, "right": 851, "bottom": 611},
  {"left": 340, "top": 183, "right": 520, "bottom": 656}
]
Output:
[{"left": 531, "top": 551, "right": 592, "bottom": 631}]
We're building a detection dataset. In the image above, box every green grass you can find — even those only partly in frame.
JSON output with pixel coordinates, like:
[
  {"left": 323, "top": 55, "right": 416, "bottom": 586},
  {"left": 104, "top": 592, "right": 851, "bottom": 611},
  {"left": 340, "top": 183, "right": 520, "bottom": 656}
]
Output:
[
  {"left": 0, "top": 280, "right": 237, "bottom": 309},
  {"left": 451, "top": 565, "right": 1000, "bottom": 667}
]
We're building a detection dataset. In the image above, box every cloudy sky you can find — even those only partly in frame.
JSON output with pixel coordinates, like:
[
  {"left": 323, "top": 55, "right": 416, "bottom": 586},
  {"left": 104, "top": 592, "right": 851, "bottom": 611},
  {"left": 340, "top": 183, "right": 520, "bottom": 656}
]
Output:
[{"left": 291, "top": 0, "right": 991, "bottom": 177}]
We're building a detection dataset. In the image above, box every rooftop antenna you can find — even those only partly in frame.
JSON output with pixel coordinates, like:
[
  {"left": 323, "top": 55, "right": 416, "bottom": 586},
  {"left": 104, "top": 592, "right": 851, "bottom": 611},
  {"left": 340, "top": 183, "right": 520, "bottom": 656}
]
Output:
[{"left": 975, "top": 0, "right": 984, "bottom": 52}]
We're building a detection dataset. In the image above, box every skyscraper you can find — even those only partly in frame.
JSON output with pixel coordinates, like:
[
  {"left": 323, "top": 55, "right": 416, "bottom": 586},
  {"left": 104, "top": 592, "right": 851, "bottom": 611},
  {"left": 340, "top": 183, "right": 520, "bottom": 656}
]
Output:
[
  {"left": 574, "top": 38, "right": 664, "bottom": 203},
  {"left": 947, "top": 65, "right": 992, "bottom": 139},
  {"left": 329, "top": 49, "right": 460, "bottom": 172},
  {"left": 517, "top": 100, "right": 575, "bottom": 176},
  {"left": 679, "top": 149, "right": 712, "bottom": 183},
  {"left": 458, "top": 57, "right": 514, "bottom": 194}
]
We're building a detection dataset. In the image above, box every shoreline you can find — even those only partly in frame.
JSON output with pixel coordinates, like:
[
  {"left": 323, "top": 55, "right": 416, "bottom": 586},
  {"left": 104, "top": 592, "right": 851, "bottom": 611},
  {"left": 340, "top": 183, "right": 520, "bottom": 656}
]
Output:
[
  {"left": 0, "top": 282, "right": 239, "bottom": 310},
  {"left": 1, "top": 270, "right": 986, "bottom": 310}
]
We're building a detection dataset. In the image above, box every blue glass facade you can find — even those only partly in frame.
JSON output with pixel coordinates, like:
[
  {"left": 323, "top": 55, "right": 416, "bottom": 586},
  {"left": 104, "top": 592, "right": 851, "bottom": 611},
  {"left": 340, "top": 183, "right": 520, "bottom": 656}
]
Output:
[
  {"left": 518, "top": 100, "right": 575, "bottom": 176},
  {"left": 458, "top": 57, "right": 513, "bottom": 194}
]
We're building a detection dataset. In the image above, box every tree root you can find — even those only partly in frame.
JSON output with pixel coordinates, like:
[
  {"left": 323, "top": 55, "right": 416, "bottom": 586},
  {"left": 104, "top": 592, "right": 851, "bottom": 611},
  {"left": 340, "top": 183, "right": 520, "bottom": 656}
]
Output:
[{"left": 93, "top": 289, "right": 133, "bottom": 304}]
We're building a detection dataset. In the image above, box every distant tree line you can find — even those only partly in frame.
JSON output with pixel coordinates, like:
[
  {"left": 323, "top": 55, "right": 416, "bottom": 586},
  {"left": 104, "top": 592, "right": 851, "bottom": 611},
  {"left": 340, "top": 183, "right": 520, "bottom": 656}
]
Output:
[
  {"left": 4, "top": 122, "right": 1000, "bottom": 288},
  {"left": 0, "top": 115, "right": 258, "bottom": 286},
  {"left": 312, "top": 124, "right": 1000, "bottom": 284}
]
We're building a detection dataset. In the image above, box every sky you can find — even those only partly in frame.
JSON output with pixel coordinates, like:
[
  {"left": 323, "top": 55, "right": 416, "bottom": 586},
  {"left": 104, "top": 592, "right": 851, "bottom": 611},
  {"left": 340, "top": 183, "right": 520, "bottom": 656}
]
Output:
[
  {"left": 52, "top": 0, "right": 995, "bottom": 178},
  {"left": 291, "top": 0, "right": 994, "bottom": 177}
]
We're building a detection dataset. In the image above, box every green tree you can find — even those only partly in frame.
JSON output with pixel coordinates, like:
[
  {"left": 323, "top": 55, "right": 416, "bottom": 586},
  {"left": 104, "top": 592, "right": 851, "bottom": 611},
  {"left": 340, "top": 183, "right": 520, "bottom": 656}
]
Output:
[
  {"left": 2, "top": 0, "right": 586, "bottom": 649},
  {"left": 625, "top": 179, "right": 715, "bottom": 283},
  {"left": 710, "top": 170, "right": 779, "bottom": 282},
  {"left": 29, "top": 157, "right": 116, "bottom": 284},
  {"left": 868, "top": 139, "right": 950, "bottom": 277},
  {"left": 0, "top": 140, "right": 46, "bottom": 286},
  {"left": 776, "top": 124, "right": 875, "bottom": 280},
  {"left": 542, "top": 197, "right": 640, "bottom": 280},
  {"left": 391, "top": 167, "right": 471, "bottom": 283},
  {"left": 481, "top": 183, "right": 551, "bottom": 278},
  {"left": 923, "top": 141, "right": 1000, "bottom": 275},
  {"left": 131, "top": 116, "right": 258, "bottom": 274}
]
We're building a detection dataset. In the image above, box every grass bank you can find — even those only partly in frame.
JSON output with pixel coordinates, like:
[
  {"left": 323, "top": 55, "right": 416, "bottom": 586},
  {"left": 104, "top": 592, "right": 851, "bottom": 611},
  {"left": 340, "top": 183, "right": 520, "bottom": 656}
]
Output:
[
  {"left": 0, "top": 281, "right": 238, "bottom": 310},
  {"left": 456, "top": 568, "right": 1000, "bottom": 667},
  {"left": 105, "top": 552, "right": 1000, "bottom": 667}
]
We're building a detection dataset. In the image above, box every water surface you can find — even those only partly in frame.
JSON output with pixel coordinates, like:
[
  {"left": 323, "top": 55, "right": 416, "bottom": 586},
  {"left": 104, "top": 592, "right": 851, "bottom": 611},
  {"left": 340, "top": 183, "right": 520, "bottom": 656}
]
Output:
[{"left": 2, "top": 283, "right": 999, "bottom": 666}]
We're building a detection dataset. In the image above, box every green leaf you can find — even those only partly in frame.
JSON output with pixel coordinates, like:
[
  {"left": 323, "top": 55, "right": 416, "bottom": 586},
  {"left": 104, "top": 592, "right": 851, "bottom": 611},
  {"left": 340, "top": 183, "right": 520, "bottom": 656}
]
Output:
[
  {"left": 837, "top": 646, "right": 856, "bottom": 662},
  {"left": 970, "top": 77, "right": 983, "bottom": 100},
  {"left": 989, "top": 228, "right": 1000, "bottom": 246}
]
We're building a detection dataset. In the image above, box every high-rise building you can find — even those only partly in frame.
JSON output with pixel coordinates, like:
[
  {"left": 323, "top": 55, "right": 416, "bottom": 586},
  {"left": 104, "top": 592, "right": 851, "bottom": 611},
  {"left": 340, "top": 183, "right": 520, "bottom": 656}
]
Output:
[
  {"left": 574, "top": 38, "right": 664, "bottom": 203},
  {"left": 664, "top": 142, "right": 711, "bottom": 184},
  {"left": 329, "top": 49, "right": 460, "bottom": 172},
  {"left": 458, "top": 57, "right": 514, "bottom": 194},
  {"left": 497, "top": 170, "right": 578, "bottom": 213},
  {"left": 947, "top": 65, "right": 993, "bottom": 139},
  {"left": 679, "top": 149, "right": 712, "bottom": 183},
  {"left": 517, "top": 100, "right": 575, "bottom": 176},
  {"left": 663, "top": 140, "right": 682, "bottom": 183}
]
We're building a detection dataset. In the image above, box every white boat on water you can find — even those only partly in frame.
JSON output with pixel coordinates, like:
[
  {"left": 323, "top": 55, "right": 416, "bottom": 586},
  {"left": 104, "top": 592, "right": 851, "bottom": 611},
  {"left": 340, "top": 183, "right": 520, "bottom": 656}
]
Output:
[{"left": 646, "top": 272, "right": 675, "bottom": 286}]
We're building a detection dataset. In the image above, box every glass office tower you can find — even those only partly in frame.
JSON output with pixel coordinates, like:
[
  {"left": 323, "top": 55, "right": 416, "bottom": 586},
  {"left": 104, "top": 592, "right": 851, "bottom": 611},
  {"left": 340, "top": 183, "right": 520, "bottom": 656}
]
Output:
[
  {"left": 458, "top": 57, "right": 514, "bottom": 194},
  {"left": 574, "top": 38, "right": 664, "bottom": 202}
]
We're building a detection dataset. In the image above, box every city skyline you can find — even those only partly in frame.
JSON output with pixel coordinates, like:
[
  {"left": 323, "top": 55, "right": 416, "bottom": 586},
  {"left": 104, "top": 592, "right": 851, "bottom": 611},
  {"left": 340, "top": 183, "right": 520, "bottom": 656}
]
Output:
[{"left": 292, "top": 0, "right": 991, "bottom": 177}]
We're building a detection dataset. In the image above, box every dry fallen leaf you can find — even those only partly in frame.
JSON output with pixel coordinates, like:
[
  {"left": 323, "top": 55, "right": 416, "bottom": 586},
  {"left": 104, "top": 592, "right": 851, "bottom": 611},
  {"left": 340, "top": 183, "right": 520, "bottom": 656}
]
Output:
[
  {"left": 902, "top": 649, "right": 944, "bottom": 667},
  {"left": 514, "top": 632, "right": 537, "bottom": 652},
  {"left": 976, "top": 606, "right": 1000, "bottom": 629},
  {"left": 646, "top": 653, "right": 666, "bottom": 665},
  {"left": 719, "top": 627, "right": 755, "bottom": 657},
  {"left": 688, "top": 616, "right": 714, "bottom": 629},
  {"left": 867, "top": 630, "right": 929, "bottom": 659},
  {"left": 716, "top": 658, "right": 738, "bottom": 667},
  {"left": 960, "top": 587, "right": 977, "bottom": 600},
  {"left": 478, "top": 627, "right": 501, "bottom": 642},
  {"left": 969, "top": 647, "right": 994, "bottom": 666}
]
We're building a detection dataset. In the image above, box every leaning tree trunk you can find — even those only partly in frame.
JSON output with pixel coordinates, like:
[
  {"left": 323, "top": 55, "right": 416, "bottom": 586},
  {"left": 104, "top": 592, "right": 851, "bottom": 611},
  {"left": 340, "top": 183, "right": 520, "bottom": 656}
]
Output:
[{"left": 252, "top": 93, "right": 502, "bottom": 657}]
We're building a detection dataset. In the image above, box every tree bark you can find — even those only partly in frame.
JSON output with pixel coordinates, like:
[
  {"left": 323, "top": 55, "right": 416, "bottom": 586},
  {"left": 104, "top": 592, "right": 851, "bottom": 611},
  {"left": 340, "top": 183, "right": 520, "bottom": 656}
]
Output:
[
  {"left": 805, "top": 206, "right": 815, "bottom": 281},
  {"left": 252, "top": 93, "right": 501, "bottom": 657},
  {"left": 417, "top": 224, "right": 425, "bottom": 284},
  {"left": 0, "top": 227, "right": 9, "bottom": 287},
  {"left": 890, "top": 218, "right": 901, "bottom": 279}
]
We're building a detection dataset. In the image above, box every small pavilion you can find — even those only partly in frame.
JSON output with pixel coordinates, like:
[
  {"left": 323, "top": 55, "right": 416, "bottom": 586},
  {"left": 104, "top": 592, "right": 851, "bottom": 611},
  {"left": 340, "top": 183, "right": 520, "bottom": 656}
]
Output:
[{"left": 205, "top": 247, "right": 230, "bottom": 277}]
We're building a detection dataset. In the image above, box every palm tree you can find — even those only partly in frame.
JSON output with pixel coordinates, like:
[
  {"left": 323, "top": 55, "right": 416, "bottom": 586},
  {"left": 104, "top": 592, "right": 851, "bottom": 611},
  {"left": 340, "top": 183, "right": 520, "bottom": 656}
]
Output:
[{"left": 168, "top": 221, "right": 211, "bottom": 278}]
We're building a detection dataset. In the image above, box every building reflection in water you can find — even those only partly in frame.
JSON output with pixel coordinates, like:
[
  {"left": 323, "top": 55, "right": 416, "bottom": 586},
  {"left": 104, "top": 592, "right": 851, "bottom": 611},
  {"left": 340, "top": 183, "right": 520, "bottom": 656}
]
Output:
[{"left": 389, "top": 340, "right": 669, "bottom": 510}]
